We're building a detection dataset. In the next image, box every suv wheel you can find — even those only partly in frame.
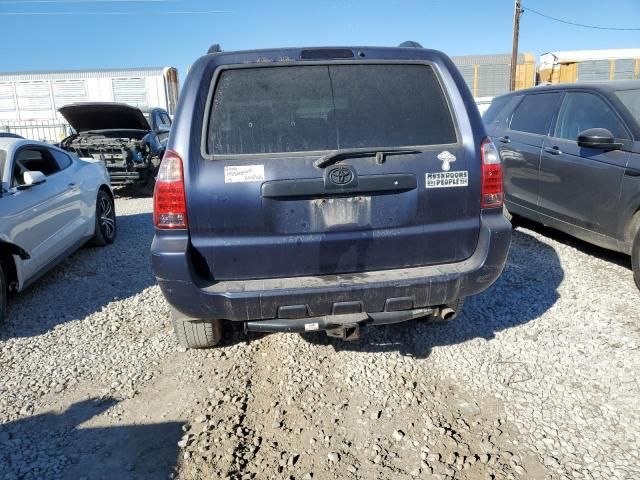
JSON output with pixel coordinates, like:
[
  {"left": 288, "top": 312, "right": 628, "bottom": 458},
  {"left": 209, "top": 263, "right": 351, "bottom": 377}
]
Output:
[
  {"left": 633, "top": 230, "right": 640, "bottom": 290},
  {"left": 89, "top": 190, "right": 117, "bottom": 246},
  {"left": 0, "top": 262, "right": 7, "bottom": 324},
  {"left": 171, "top": 306, "right": 223, "bottom": 349}
]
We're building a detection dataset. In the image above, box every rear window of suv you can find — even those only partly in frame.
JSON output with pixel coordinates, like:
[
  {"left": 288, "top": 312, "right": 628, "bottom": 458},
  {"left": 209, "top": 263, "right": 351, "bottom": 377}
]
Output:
[{"left": 206, "top": 64, "right": 457, "bottom": 156}]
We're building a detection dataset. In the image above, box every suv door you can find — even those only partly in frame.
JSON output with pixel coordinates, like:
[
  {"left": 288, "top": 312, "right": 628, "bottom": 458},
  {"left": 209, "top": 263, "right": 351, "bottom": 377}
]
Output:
[
  {"left": 539, "top": 91, "right": 631, "bottom": 237},
  {"left": 189, "top": 63, "right": 479, "bottom": 281},
  {"left": 498, "top": 92, "right": 562, "bottom": 217},
  {"left": 9, "top": 147, "right": 76, "bottom": 280}
]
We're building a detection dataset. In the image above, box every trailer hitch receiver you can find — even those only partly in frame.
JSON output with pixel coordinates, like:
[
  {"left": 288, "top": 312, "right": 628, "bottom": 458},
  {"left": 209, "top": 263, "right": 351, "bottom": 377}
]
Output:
[{"left": 326, "top": 323, "right": 361, "bottom": 341}]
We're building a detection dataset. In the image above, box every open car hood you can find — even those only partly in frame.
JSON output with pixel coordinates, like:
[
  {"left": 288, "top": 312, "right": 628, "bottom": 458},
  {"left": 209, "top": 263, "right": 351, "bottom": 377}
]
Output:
[{"left": 58, "top": 103, "right": 150, "bottom": 132}]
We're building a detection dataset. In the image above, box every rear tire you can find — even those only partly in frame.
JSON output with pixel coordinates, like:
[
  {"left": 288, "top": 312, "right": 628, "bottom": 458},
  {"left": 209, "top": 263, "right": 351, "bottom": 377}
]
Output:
[
  {"left": 89, "top": 190, "right": 117, "bottom": 247},
  {"left": 0, "top": 263, "right": 6, "bottom": 325},
  {"left": 632, "top": 230, "right": 640, "bottom": 291},
  {"left": 171, "top": 307, "right": 223, "bottom": 349}
]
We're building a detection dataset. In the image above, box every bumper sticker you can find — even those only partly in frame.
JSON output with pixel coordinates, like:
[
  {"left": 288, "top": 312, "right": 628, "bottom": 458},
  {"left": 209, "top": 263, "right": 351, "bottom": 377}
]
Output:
[
  {"left": 304, "top": 322, "right": 320, "bottom": 331},
  {"left": 426, "top": 171, "right": 469, "bottom": 188},
  {"left": 224, "top": 165, "right": 265, "bottom": 183}
]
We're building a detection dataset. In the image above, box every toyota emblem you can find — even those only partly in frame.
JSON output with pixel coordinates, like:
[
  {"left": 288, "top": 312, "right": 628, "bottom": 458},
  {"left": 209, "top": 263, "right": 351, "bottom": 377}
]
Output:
[{"left": 328, "top": 166, "right": 354, "bottom": 186}]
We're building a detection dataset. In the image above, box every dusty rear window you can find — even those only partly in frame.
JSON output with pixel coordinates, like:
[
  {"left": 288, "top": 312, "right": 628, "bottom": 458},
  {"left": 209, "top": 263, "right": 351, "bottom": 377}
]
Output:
[{"left": 207, "top": 64, "right": 457, "bottom": 156}]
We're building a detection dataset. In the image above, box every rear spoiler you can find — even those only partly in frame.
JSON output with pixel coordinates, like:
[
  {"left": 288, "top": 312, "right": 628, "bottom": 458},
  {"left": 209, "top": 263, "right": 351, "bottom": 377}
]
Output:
[{"left": 208, "top": 42, "right": 422, "bottom": 54}]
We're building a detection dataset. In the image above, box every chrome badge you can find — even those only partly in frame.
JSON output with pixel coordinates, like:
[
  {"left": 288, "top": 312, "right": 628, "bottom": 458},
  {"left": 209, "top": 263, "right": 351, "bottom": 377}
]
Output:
[{"left": 437, "top": 150, "right": 456, "bottom": 172}]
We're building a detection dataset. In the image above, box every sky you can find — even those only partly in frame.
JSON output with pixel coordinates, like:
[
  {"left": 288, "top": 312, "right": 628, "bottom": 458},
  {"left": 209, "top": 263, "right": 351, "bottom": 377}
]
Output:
[{"left": 1, "top": 0, "right": 639, "bottom": 81}]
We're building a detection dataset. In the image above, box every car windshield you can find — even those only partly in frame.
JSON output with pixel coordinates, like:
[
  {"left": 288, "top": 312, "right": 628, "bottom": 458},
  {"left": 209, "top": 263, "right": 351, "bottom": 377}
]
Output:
[
  {"left": 207, "top": 64, "right": 457, "bottom": 156},
  {"left": 615, "top": 89, "right": 640, "bottom": 125}
]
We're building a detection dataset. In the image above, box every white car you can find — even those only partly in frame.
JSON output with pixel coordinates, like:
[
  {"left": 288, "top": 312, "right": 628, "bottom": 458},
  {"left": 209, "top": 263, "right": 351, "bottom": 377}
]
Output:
[{"left": 0, "top": 137, "right": 116, "bottom": 322}]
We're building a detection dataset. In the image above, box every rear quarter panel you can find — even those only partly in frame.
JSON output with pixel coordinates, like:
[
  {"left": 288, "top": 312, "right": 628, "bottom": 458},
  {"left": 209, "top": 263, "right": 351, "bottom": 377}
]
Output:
[{"left": 619, "top": 147, "right": 640, "bottom": 253}]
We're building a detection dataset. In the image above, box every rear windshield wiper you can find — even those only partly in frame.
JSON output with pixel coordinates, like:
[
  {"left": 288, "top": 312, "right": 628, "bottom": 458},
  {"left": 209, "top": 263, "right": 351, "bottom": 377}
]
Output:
[{"left": 314, "top": 148, "right": 421, "bottom": 168}]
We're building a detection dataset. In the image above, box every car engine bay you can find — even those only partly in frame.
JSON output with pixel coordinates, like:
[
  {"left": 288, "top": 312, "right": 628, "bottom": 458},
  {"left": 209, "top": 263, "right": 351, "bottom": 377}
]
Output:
[{"left": 60, "top": 131, "right": 161, "bottom": 186}]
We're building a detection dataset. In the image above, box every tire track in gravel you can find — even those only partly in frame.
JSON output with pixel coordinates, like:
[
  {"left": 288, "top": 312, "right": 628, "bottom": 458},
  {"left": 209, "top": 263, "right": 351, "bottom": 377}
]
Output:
[{"left": 177, "top": 328, "right": 546, "bottom": 480}]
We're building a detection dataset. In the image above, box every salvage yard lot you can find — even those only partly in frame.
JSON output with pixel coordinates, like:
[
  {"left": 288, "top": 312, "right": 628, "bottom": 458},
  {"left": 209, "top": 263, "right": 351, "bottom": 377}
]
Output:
[{"left": 1, "top": 197, "right": 638, "bottom": 480}]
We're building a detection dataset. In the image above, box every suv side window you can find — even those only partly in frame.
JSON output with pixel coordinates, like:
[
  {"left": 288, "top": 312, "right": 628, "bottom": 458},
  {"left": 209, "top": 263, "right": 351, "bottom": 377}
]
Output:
[
  {"left": 554, "top": 92, "right": 630, "bottom": 141},
  {"left": 13, "top": 148, "right": 61, "bottom": 186},
  {"left": 483, "top": 95, "right": 521, "bottom": 132},
  {"left": 509, "top": 93, "right": 561, "bottom": 135}
]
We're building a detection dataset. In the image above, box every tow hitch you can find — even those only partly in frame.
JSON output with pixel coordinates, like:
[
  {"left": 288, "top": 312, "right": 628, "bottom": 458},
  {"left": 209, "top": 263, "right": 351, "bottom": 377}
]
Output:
[
  {"left": 243, "top": 307, "right": 436, "bottom": 340},
  {"left": 326, "top": 323, "right": 361, "bottom": 341}
]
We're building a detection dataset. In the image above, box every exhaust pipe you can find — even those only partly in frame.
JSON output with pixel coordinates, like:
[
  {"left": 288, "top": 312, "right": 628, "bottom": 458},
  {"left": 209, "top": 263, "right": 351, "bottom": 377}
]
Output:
[{"left": 437, "top": 306, "right": 457, "bottom": 321}]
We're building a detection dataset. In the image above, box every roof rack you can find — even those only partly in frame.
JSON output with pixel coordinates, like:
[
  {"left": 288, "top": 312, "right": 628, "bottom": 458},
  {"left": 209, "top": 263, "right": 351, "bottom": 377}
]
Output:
[
  {"left": 399, "top": 41, "right": 423, "bottom": 48},
  {"left": 207, "top": 44, "right": 222, "bottom": 54}
]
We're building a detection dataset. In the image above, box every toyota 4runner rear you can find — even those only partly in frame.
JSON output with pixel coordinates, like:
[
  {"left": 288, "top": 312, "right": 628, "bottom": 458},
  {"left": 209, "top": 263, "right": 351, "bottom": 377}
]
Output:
[{"left": 151, "top": 45, "right": 512, "bottom": 348}]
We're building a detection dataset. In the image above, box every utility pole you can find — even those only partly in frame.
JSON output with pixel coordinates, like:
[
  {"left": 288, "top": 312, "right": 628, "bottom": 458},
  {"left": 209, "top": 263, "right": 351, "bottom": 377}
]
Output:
[{"left": 510, "top": 0, "right": 522, "bottom": 91}]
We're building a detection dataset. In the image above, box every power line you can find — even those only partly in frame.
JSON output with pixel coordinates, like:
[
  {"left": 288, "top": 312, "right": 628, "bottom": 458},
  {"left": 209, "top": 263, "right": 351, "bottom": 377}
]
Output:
[
  {"left": 522, "top": 5, "right": 640, "bottom": 31},
  {"left": 0, "top": 0, "right": 174, "bottom": 3},
  {"left": 0, "top": 9, "right": 230, "bottom": 15}
]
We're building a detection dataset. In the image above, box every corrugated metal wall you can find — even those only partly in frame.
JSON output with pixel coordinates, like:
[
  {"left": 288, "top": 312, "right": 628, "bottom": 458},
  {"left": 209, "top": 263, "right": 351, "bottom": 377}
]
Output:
[
  {"left": 614, "top": 59, "right": 636, "bottom": 80},
  {"left": 0, "top": 67, "right": 175, "bottom": 125},
  {"left": 576, "top": 60, "right": 611, "bottom": 81},
  {"left": 112, "top": 77, "right": 148, "bottom": 108},
  {"left": 456, "top": 65, "right": 475, "bottom": 93},
  {"left": 0, "top": 67, "right": 166, "bottom": 82},
  {"left": 476, "top": 64, "right": 511, "bottom": 97},
  {"left": 452, "top": 53, "right": 535, "bottom": 98},
  {"left": 51, "top": 80, "right": 88, "bottom": 109}
]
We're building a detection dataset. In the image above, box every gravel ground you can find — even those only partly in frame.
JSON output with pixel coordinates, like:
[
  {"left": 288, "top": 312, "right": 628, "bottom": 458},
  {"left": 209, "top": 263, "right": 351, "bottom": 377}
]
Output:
[{"left": 0, "top": 197, "right": 638, "bottom": 479}]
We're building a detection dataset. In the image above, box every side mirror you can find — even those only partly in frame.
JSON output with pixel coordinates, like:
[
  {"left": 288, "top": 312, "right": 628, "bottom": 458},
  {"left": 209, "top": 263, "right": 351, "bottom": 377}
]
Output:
[
  {"left": 18, "top": 171, "right": 47, "bottom": 190},
  {"left": 577, "top": 128, "right": 623, "bottom": 151},
  {"left": 156, "top": 124, "right": 171, "bottom": 135}
]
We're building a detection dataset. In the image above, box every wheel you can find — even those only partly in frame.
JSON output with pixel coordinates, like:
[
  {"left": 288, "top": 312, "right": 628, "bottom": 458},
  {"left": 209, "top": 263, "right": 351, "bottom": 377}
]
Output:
[
  {"left": 171, "top": 306, "right": 223, "bottom": 349},
  {"left": 632, "top": 229, "right": 640, "bottom": 290},
  {"left": 89, "top": 190, "right": 117, "bottom": 247},
  {"left": 0, "top": 262, "right": 6, "bottom": 324}
]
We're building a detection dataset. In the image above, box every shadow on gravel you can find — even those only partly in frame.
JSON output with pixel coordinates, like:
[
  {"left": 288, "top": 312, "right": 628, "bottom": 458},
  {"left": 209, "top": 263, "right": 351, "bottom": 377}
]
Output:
[
  {"left": 516, "top": 217, "right": 632, "bottom": 270},
  {"left": 300, "top": 229, "right": 564, "bottom": 358},
  {"left": 0, "top": 398, "right": 182, "bottom": 479},
  {"left": 1, "top": 211, "right": 155, "bottom": 340},
  {"left": 114, "top": 184, "right": 154, "bottom": 199}
]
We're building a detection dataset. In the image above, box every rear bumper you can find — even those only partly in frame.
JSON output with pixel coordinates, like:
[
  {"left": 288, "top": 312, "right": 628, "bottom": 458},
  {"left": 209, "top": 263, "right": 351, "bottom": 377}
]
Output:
[{"left": 151, "top": 211, "right": 511, "bottom": 322}]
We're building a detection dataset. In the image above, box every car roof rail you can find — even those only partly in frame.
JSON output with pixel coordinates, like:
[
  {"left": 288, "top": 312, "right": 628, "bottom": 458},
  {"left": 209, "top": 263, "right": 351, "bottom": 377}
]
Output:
[
  {"left": 207, "top": 43, "right": 222, "bottom": 54},
  {"left": 398, "top": 41, "right": 423, "bottom": 48}
]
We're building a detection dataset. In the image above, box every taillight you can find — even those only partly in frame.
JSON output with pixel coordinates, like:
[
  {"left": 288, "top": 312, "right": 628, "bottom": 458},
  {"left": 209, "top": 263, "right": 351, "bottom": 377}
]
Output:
[
  {"left": 153, "top": 150, "right": 188, "bottom": 229},
  {"left": 480, "top": 137, "right": 503, "bottom": 209}
]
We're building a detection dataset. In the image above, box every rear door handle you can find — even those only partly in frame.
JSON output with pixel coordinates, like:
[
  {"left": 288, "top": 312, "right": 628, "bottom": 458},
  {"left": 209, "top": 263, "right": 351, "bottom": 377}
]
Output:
[
  {"left": 498, "top": 136, "right": 511, "bottom": 144},
  {"left": 544, "top": 146, "right": 562, "bottom": 155}
]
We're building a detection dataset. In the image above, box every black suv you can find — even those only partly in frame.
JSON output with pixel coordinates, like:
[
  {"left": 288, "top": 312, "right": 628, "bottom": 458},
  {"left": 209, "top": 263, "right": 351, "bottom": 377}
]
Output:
[
  {"left": 485, "top": 81, "right": 640, "bottom": 288},
  {"left": 151, "top": 45, "right": 512, "bottom": 348}
]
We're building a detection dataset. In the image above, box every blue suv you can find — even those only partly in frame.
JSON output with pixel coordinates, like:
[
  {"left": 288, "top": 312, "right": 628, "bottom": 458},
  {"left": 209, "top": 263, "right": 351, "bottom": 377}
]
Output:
[{"left": 151, "top": 45, "right": 512, "bottom": 348}]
